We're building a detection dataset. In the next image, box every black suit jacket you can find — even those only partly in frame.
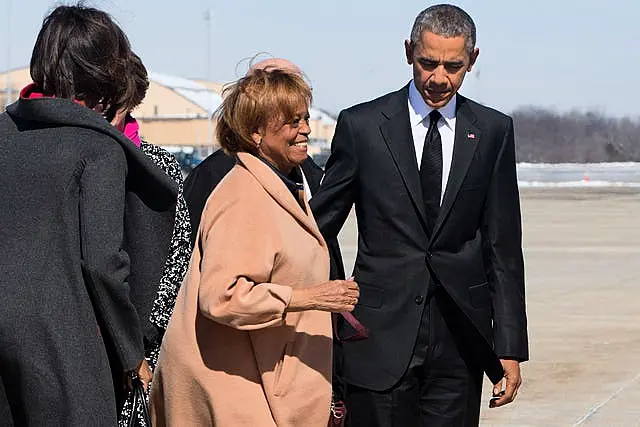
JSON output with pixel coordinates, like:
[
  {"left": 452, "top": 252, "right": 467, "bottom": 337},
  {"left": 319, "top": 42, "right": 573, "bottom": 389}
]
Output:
[
  {"left": 310, "top": 86, "right": 528, "bottom": 390},
  {"left": 184, "top": 149, "right": 346, "bottom": 280}
]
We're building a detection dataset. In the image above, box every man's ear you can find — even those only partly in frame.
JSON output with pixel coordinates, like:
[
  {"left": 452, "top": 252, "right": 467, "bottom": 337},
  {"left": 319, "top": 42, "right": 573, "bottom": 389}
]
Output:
[
  {"left": 467, "top": 47, "right": 480, "bottom": 72},
  {"left": 404, "top": 39, "right": 414, "bottom": 65}
]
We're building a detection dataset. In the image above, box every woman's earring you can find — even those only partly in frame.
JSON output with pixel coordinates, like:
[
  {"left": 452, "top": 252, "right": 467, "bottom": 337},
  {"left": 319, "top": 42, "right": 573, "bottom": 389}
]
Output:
[{"left": 256, "top": 138, "right": 262, "bottom": 148}]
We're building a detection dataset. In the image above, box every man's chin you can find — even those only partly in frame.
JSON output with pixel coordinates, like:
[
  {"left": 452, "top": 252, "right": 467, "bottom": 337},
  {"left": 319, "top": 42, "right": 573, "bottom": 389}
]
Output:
[
  {"left": 425, "top": 96, "right": 453, "bottom": 109},
  {"left": 422, "top": 90, "right": 454, "bottom": 108}
]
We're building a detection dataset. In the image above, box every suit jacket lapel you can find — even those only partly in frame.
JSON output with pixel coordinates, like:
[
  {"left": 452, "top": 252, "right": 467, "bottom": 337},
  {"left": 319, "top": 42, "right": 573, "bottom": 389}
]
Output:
[
  {"left": 237, "top": 153, "right": 326, "bottom": 246},
  {"left": 379, "top": 86, "right": 429, "bottom": 233},
  {"left": 431, "top": 95, "right": 480, "bottom": 243}
]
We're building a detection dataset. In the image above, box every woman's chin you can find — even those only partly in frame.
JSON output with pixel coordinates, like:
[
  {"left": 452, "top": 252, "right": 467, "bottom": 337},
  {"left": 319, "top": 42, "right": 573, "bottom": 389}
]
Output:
[{"left": 289, "top": 145, "right": 308, "bottom": 162}]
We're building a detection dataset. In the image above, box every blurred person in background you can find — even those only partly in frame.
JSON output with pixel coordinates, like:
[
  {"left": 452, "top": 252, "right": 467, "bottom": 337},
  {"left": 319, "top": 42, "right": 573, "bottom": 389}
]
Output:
[
  {"left": 0, "top": 5, "right": 176, "bottom": 426},
  {"left": 183, "top": 57, "right": 344, "bottom": 283}
]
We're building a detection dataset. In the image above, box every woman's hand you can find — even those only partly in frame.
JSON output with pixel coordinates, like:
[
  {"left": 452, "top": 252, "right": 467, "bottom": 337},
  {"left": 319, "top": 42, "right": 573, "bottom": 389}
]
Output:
[
  {"left": 136, "top": 359, "right": 153, "bottom": 391},
  {"left": 288, "top": 278, "right": 360, "bottom": 313},
  {"left": 126, "top": 359, "right": 153, "bottom": 392},
  {"left": 110, "top": 109, "right": 127, "bottom": 132}
]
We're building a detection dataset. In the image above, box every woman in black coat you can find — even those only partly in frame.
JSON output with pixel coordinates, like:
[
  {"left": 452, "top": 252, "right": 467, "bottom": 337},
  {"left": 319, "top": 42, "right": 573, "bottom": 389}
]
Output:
[
  {"left": 111, "top": 54, "right": 193, "bottom": 427},
  {"left": 0, "top": 6, "right": 176, "bottom": 426}
]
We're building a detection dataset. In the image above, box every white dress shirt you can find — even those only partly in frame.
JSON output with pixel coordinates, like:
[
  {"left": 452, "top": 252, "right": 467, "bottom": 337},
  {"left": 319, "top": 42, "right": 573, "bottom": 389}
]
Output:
[
  {"left": 301, "top": 170, "right": 312, "bottom": 202},
  {"left": 408, "top": 80, "right": 457, "bottom": 204}
]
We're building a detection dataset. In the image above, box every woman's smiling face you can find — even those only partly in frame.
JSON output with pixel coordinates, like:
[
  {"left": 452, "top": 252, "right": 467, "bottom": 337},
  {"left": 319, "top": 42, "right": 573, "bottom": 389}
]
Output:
[{"left": 256, "top": 101, "right": 311, "bottom": 174}]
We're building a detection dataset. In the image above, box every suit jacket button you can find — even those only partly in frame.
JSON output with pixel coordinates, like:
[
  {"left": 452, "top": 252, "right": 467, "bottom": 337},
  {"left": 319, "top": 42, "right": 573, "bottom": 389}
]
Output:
[{"left": 415, "top": 295, "right": 424, "bottom": 305}]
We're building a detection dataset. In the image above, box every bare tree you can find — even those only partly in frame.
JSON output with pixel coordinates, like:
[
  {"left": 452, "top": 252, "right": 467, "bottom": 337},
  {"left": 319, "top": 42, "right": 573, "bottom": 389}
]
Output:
[{"left": 513, "top": 108, "right": 640, "bottom": 162}]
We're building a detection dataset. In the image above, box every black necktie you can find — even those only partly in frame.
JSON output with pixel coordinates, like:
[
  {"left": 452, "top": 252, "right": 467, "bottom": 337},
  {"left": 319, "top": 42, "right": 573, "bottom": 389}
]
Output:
[{"left": 420, "top": 110, "right": 442, "bottom": 236}]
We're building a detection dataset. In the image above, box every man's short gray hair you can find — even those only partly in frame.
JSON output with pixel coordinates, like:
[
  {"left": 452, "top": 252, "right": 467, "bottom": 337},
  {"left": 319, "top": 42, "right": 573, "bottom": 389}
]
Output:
[{"left": 410, "top": 4, "right": 476, "bottom": 54}]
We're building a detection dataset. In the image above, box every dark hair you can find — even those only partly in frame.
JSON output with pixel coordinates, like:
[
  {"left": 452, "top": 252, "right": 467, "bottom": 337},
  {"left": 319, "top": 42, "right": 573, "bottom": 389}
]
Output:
[
  {"left": 100, "top": 52, "right": 149, "bottom": 122},
  {"left": 215, "top": 69, "right": 312, "bottom": 155},
  {"left": 411, "top": 4, "right": 476, "bottom": 54},
  {"left": 30, "top": 5, "right": 134, "bottom": 111},
  {"left": 122, "top": 52, "right": 149, "bottom": 111}
]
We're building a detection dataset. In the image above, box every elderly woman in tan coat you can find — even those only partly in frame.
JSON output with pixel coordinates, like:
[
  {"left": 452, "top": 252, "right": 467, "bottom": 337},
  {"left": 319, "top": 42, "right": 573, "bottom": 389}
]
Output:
[{"left": 150, "top": 69, "right": 359, "bottom": 426}]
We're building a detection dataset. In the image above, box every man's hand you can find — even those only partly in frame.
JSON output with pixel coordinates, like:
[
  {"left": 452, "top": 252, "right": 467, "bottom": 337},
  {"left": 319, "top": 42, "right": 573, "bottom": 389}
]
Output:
[{"left": 489, "top": 359, "right": 522, "bottom": 408}]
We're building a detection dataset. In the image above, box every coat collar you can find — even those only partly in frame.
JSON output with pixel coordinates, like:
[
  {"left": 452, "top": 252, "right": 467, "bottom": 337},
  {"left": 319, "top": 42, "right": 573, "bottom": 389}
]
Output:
[
  {"left": 236, "top": 152, "right": 326, "bottom": 247},
  {"left": 379, "top": 86, "right": 480, "bottom": 245},
  {"left": 6, "top": 97, "right": 177, "bottom": 210}
]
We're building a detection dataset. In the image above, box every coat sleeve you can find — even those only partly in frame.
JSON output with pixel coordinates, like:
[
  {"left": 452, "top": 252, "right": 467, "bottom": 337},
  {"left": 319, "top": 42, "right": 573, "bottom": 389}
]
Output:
[
  {"left": 79, "top": 143, "right": 144, "bottom": 372},
  {"left": 481, "top": 117, "right": 529, "bottom": 361},
  {"left": 197, "top": 196, "right": 293, "bottom": 330},
  {"left": 309, "top": 110, "right": 358, "bottom": 240}
]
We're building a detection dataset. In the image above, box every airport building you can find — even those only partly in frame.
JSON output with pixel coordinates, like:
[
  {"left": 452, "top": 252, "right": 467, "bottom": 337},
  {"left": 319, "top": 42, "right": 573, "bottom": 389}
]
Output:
[{"left": 1, "top": 67, "right": 336, "bottom": 161}]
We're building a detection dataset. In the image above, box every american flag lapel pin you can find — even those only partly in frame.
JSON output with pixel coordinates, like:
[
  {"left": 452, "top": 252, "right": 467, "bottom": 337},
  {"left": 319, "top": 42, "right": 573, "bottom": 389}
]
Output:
[{"left": 467, "top": 131, "right": 476, "bottom": 140}]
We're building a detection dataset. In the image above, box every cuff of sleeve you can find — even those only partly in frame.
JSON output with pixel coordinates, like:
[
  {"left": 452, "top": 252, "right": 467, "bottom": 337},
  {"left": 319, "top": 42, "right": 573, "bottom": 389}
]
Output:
[{"left": 497, "top": 355, "right": 528, "bottom": 363}]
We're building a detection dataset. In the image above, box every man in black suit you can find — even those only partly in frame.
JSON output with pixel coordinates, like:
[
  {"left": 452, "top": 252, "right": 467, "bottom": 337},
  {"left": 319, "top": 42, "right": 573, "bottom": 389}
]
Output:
[{"left": 310, "top": 4, "right": 528, "bottom": 426}]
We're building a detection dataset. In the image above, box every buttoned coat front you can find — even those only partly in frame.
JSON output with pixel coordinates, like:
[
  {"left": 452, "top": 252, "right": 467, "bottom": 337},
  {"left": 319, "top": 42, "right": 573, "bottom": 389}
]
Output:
[{"left": 151, "top": 152, "right": 333, "bottom": 427}]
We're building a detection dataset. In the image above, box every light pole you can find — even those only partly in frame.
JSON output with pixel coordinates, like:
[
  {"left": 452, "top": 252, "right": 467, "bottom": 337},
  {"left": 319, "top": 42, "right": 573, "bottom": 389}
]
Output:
[
  {"left": 204, "top": 8, "right": 213, "bottom": 155},
  {"left": 4, "top": 0, "right": 12, "bottom": 109}
]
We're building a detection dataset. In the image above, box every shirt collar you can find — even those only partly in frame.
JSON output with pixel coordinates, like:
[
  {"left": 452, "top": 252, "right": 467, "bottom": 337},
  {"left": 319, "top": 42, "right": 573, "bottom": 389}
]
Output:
[
  {"left": 254, "top": 154, "right": 304, "bottom": 195},
  {"left": 408, "top": 80, "right": 457, "bottom": 130}
]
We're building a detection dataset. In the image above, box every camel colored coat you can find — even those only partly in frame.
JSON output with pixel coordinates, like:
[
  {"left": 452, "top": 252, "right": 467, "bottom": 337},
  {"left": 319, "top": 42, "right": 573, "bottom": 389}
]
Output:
[{"left": 150, "top": 153, "right": 332, "bottom": 426}]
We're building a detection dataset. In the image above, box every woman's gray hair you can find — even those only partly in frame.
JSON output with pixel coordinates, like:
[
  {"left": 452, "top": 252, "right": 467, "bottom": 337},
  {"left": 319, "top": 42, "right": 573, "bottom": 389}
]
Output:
[{"left": 410, "top": 4, "right": 476, "bottom": 54}]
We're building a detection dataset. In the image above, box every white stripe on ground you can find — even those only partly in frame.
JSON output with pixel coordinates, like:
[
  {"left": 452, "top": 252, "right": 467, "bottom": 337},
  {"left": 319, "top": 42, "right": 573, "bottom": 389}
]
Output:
[
  {"left": 572, "top": 371, "right": 640, "bottom": 426},
  {"left": 339, "top": 246, "right": 640, "bottom": 254},
  {"left": 525, "top": 246, "right": 640, "bottom": 254}
]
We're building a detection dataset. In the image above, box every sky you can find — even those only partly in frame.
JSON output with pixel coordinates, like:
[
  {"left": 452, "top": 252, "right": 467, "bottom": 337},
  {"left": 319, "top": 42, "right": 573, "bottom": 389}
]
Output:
[{"left": 2, "top": 0, "right": 639, "bottom": 118}]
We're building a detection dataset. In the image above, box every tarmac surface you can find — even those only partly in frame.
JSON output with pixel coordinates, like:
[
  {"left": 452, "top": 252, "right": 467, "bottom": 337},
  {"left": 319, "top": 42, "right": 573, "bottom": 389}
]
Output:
[{"left": 336, "top": 188, "right": 640, "bottom": 426}]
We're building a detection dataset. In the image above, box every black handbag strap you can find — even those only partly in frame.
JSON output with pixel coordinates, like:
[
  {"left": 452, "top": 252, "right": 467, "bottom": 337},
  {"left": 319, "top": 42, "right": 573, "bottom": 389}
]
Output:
[{"left": 128, "top": 376, "right": 152, "bottom": 427}]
